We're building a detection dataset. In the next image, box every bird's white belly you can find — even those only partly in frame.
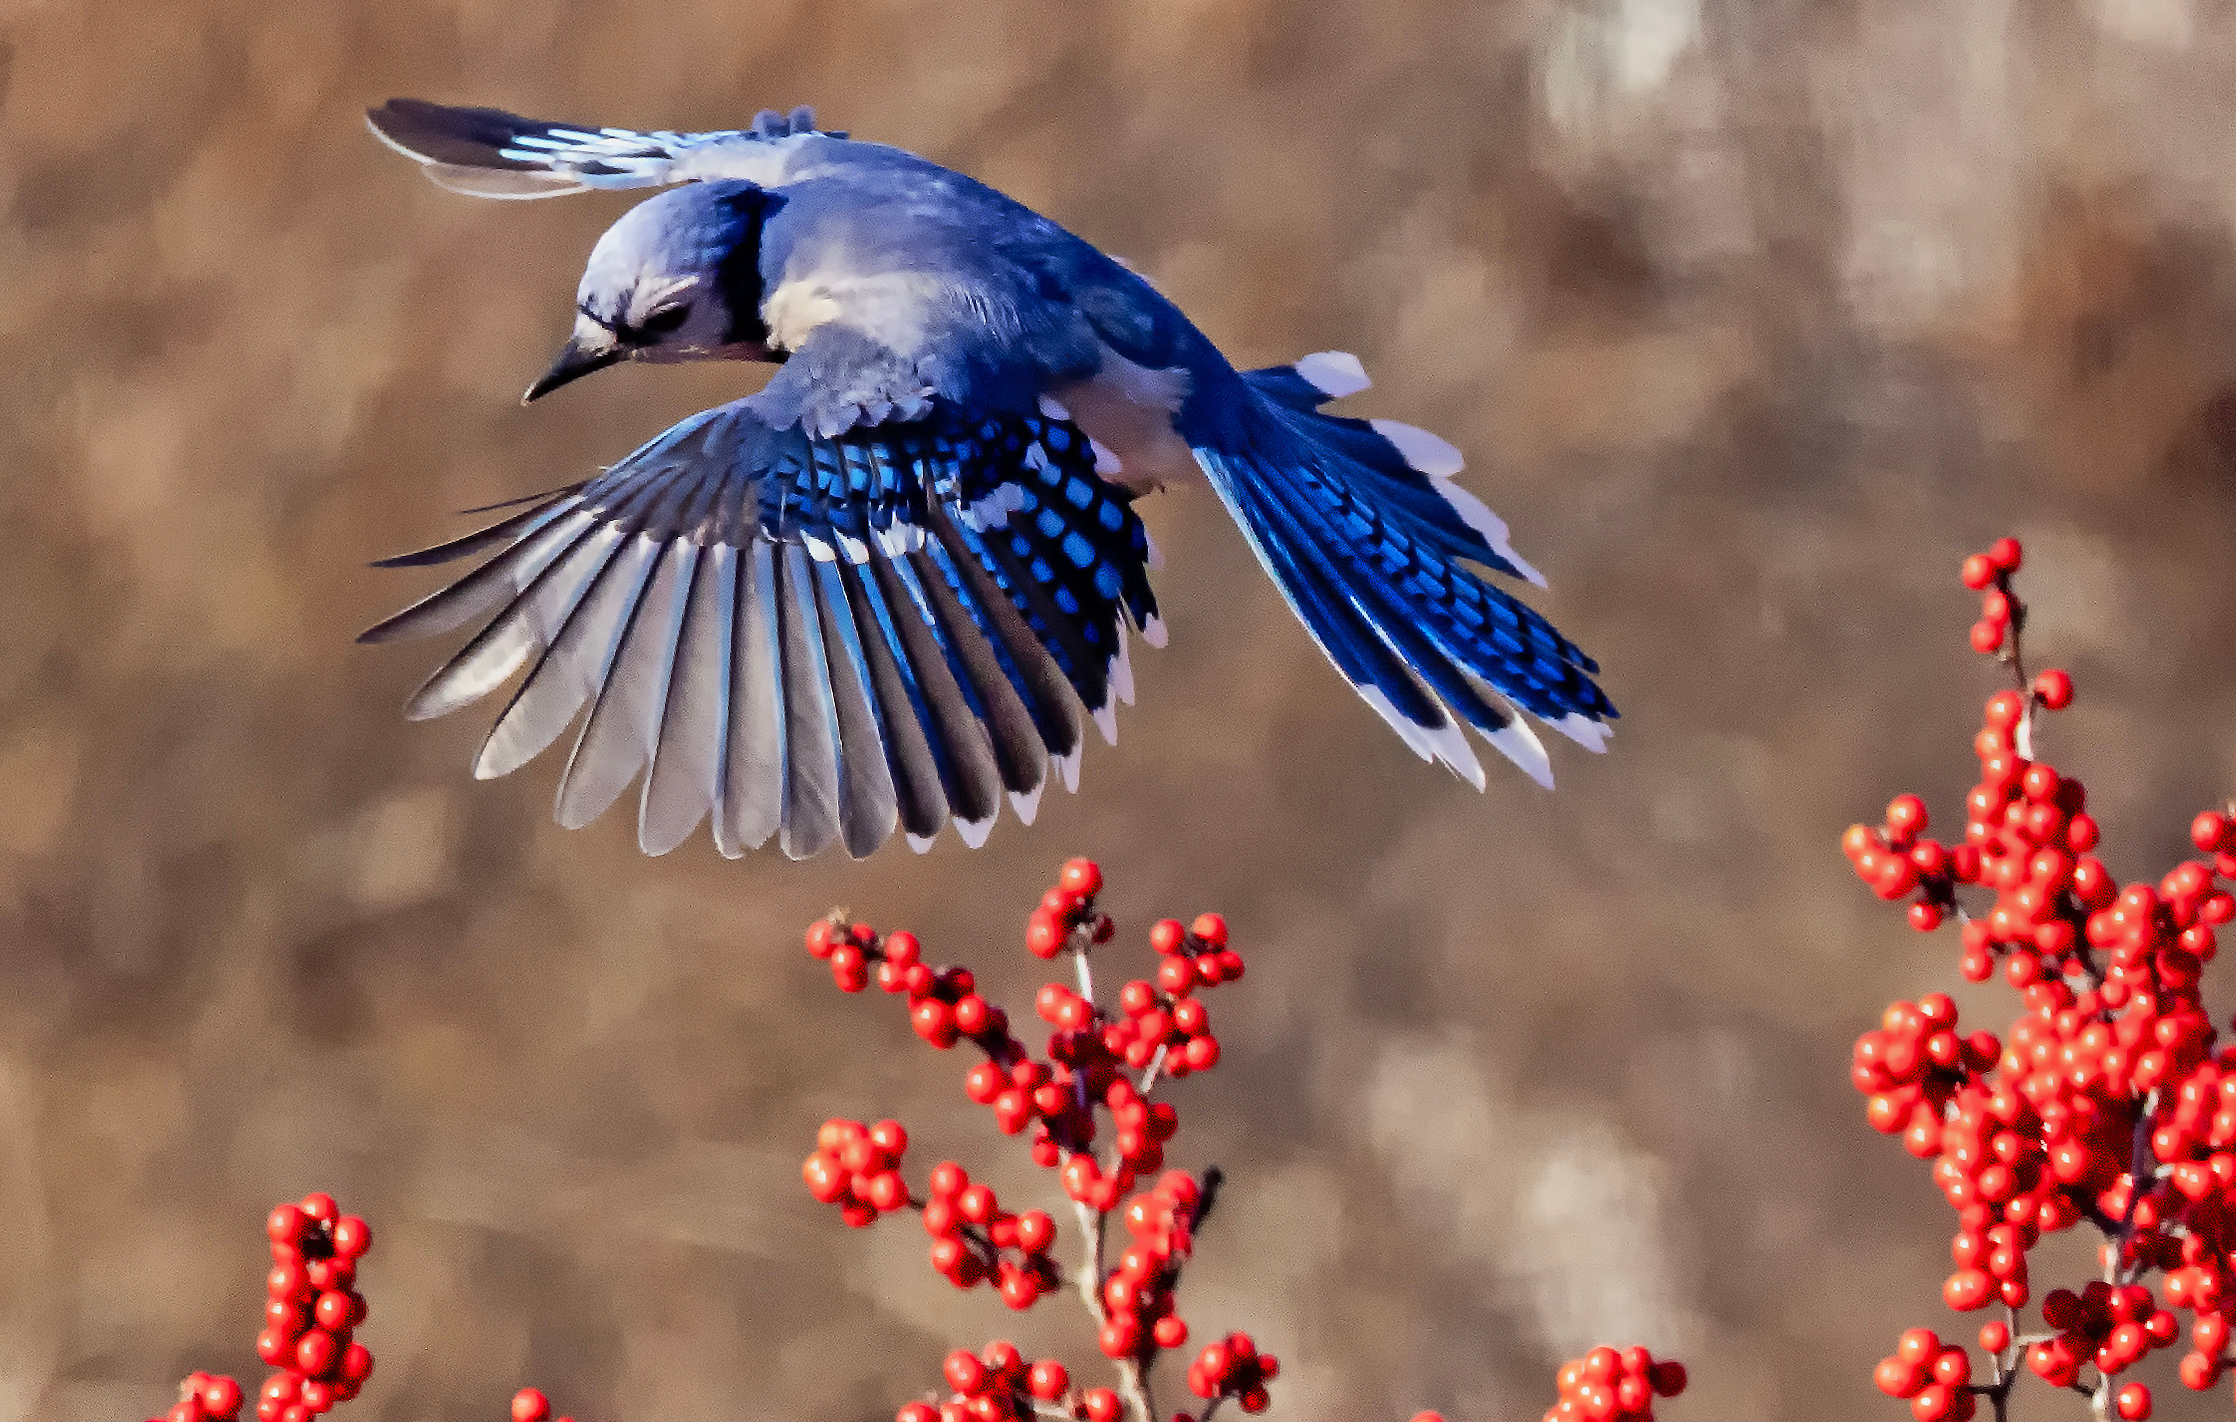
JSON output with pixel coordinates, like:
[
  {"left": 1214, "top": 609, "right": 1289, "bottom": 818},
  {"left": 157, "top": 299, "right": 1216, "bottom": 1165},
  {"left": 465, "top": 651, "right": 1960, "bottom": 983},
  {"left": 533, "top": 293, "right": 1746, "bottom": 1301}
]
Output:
[{"left": 1047, "top": 346, "right": 1199, "bottom": 497}]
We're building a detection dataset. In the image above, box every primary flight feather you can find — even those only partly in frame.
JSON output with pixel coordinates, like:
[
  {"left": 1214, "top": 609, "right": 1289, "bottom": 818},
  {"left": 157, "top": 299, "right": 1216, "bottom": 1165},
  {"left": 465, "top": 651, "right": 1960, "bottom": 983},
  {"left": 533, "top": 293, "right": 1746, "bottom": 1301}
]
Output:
[{"left": 361, "top": 100, "right": 1616, "bottom": 861}]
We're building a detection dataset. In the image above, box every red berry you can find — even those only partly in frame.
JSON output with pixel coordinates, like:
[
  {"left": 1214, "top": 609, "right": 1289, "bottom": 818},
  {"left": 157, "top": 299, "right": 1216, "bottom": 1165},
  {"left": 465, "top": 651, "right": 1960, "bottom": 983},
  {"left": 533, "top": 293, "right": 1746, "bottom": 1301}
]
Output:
[
  {"left": 1961, "top": 555, "right": 1996, "bottom": 590},
  {"left": 1028, "top": 1361, "right": 1070, "bottom": 1401},
  {"left": 865, "top": 1171, "right": 908, "bottom": 1211},
  {"left": 1887, "top": 794, "right": 1928, "bottom": 837},
  {"left": 298, "top": 1193, "right": 337, "bottom": 1224},
  {"left": 2179, "top": 1352, "right": 2219, "bottom": 1390},
  {"left": 1896, "top": 1329, "right": 1941, "bottom": 1365},
  {"left": 1082, "top": 1390, "right": 1122, "bottom": 1422},
  {"left": 512, "top": 1390, "right": 552, "bottom": 1422},
  {"left": 1970, "top": 622, "right": 2003, "bottom": 654},
  {"left": 958, "top": 1184, "right": 998, "bottom": 1224},
  {"left": 202, "top": 1379, "right": 244, "bottom": 1419},
  {"left": 2194, "top": 813, "right": 2230, "bottom": 852},
  {"left": 266, "top": 1205, "right": 306, "bottom": 1245},
  {"left": 1988, "top": 537, "right": 2022, "bottom": 572},
  {"left": 1648, "top": 1362, "right": 1686, "bottom": 1397},
  {"left": 1153, "top": 1316, "right": 1189, "bottom": 1349},
  {"left": 2115, "top": 1383, "right": 2150, "bottom": 1420},
  {"left": 294, "top": 1330, "right": 338, "bottom": 1377},
  {"left": 1099, "top": 1318, "right": 1141, "bottom": 1358},
  {"left": 1060, "top": 858, "right": 1103, "bottom": 898},
  {"left": 2033, "top": 669, "right": 2073, "bottom": 709},
  {"left": 802, "top": 1151, "right": 847, "bottom": 1203},
  {"left": 329, "top": 1217, "right": 371, "bottom": 1259},
  {"left": 1026, "top": 911, "right": 1068, "bottom": 959},
  {"left": 1190, "top": 913, "right": 1227, "bottom": 947},
  {"left": 1876, "top": 1358, "right": 1923, "bottom": 1398},
  {"left": 313, "top": 1291, "right": 352, "bottom": 1331},
  {"left": 943, "top": 1350, "right": 988, "bottom": 1394}
]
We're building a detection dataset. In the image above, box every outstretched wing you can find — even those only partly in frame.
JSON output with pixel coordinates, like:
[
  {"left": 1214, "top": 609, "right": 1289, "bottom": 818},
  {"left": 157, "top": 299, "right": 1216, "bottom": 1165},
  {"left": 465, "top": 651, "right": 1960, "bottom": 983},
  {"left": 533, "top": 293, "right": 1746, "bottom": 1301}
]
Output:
[
  {"left": 360, "top": 400, "right": 1160, "bottom": 860},
  {"left": 364, "top": 99, "right": 842, "bottom": 199}
]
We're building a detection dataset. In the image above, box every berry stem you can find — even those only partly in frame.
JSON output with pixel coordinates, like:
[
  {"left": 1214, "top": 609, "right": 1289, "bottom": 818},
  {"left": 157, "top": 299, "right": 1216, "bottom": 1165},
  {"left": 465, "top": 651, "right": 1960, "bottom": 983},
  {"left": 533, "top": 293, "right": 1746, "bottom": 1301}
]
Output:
[
  {"left": 1137, "top": 1043, "right": 1170, "bottom": 1099},
  {"left": 1987, "top": 568, "right": 2038, "bottom": 760},
  {"left": 1072, "top": 941, "right": 1097, "bottom": 1019},
  {"left": 2109, "top": 1097, "right": 2158, "bottom": 1281}
]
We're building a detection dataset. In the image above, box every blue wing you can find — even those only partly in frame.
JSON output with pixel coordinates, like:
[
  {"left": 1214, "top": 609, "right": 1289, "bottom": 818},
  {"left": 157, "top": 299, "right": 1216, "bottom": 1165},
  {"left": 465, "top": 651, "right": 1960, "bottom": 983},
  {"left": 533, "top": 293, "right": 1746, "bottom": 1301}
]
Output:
[
  {"left": 364, "top": 99, "right": 844, "bottom": 199},
  {"left": 359, "top": 400, "right": 1158, "bottom": 860}
]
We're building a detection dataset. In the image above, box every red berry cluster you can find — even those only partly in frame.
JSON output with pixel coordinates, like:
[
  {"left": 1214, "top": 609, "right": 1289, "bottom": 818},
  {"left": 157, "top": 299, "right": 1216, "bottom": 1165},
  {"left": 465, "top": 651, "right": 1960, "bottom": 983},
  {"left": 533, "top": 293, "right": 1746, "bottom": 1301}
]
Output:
[
  {"left": 1029, "top": 860, "right": 1118, "bottom": 959},
  {"left": 1100, "top": 1171, "right": 1205, "bottom": 1360},
  {"left": 923, "top": 1161, "right": 1062, "bottom": 1306},
  {"left": 1537, "top": 1346, "right": 1687, "bottom": 1422},
  {"left": 143, "top": 1195, "right": 372, "bottom": 1422},
  {"left": 1959, "top": 537, "right": 2029, "bottom": 655},
  {"left": 1183, "top": 1332, "right": 1277, "bottom": 1413},
  {"left": 1110, "top": 915, "right": 1241, "bottom": 1077},
  {"left": 157, "top": 1375, "right": 246, "bottom": 1422},
  {"left": 1845, "top": 538, "right": 2236, "bottom": 1419},
  {"left": 1873, "top": 1328, "right": 1978, "bottom": 1420},
  {"left": 894, "top": 1342, "right": 1086, "bottom": 1422},
  {"left": 255, "top": 1194, "right": 375, "bottom": 1421},
  {"left": 2027, "top": 1285, "right": 2179, "bottom": 1395},
  {"left": 801, "top": 861, "right": 1254, "bottom": 1422},
  {"left": 803, "top": 1118, "right": 916, "bottom": 1226}
]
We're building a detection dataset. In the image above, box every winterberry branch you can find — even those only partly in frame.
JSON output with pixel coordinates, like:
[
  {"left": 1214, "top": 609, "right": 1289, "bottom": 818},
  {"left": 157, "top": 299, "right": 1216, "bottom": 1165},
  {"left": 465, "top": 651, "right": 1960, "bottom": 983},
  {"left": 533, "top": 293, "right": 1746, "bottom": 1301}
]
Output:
[
  {"left": 799, "top": 862, "right": 1263, "bottom": 1422},
  {"left": 145, "top": 890, "right": 1695, "bottom": 1422},
  {"left": 140, "top": 1193, "right": 376, "bottom": 1422},
  {"left": 1850, "top": 537, "right": 2236, "bottom": 1421}
]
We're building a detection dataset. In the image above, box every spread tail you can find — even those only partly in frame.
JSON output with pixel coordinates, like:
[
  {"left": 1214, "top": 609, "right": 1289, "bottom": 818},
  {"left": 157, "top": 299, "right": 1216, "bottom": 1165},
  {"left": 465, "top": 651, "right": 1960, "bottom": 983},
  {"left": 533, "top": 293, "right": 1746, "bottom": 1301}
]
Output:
[{"left": 1193, "top": 353, "right": 1616, "bottom": 787}]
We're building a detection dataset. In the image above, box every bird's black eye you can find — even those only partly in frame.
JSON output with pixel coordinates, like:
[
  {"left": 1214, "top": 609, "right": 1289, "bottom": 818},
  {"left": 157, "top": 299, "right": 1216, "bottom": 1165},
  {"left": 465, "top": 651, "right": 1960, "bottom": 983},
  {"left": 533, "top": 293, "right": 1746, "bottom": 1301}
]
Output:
[{"left": 637, "top": 304, "right": 691, "bottom": 337}]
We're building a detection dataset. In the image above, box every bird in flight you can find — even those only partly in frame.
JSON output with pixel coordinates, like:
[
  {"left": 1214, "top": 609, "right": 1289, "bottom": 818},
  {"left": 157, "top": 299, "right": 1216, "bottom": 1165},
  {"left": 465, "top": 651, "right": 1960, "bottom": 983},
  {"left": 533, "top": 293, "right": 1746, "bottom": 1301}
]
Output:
[{"left": 361, "top": 100, "right": 1615, "bottom": 861}]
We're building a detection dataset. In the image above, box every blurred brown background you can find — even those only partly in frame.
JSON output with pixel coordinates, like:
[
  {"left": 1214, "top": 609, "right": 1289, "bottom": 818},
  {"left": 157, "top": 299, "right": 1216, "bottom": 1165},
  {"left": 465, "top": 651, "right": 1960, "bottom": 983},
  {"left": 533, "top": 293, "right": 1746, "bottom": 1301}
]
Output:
[{"left": 10, "top": 0, "right": 2236, "bottom": 1419}]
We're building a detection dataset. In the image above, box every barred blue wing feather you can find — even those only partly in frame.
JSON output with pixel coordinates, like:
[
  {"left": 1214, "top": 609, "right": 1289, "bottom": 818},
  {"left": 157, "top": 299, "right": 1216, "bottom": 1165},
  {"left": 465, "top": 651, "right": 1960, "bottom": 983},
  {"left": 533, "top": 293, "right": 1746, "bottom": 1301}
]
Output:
[{"left": 358, "top": 400, "right": 1158, "bottom": 859}]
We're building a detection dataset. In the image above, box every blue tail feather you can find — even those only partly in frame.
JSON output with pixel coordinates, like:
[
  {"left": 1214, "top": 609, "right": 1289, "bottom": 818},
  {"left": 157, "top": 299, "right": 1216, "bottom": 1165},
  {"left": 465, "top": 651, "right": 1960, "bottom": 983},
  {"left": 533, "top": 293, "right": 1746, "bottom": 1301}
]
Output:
[{"left": 1196, "top": 389, "right": 1614, "bottom": 784}]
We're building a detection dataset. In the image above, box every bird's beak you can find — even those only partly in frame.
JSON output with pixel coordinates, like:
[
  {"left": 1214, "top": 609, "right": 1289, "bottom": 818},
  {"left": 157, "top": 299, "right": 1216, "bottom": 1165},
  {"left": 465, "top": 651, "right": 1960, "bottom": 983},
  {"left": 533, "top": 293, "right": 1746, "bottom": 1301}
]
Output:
[{"left": 523, "top": 328, "right": 624, "bottom": 404}]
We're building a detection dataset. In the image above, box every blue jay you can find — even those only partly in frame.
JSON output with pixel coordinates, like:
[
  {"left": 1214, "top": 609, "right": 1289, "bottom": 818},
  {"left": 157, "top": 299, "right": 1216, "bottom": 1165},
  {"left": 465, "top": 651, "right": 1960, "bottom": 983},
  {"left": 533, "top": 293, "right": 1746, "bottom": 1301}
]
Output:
[{"left": 361, "top": 100, "right": 1616, "bottom": 860}]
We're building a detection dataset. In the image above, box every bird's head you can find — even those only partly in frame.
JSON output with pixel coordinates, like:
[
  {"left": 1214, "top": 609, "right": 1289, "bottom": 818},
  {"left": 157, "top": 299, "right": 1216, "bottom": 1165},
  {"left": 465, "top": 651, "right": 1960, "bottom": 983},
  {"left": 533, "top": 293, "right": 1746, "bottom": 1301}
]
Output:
[{"left": 525, "top": 180, "right": 776, "bottom": 402}]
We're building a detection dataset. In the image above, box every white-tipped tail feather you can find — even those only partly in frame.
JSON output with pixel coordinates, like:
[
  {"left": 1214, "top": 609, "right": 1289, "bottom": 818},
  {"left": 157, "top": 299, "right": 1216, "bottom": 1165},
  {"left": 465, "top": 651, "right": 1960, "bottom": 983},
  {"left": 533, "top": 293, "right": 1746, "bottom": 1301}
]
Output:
[
  {"left": 1295, "top": 351, "right": 1372, "bottom": 399},
  {"left": 1367, "top": 418, "right": 1465, "bottom": 478}
]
